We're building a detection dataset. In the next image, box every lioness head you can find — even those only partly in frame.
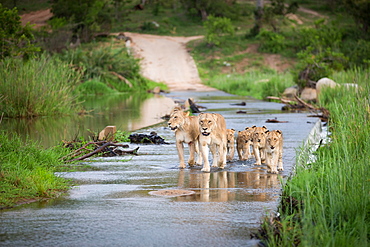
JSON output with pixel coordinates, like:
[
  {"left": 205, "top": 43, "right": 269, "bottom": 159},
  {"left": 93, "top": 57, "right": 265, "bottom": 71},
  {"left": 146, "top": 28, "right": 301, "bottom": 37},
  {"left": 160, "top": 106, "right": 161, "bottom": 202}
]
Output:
[
  {"left": 266, "top": 130, "right": 282, "bottom": 150},
  {"left": 199, "top": 113, "right": 218, "bottom": 136},
  {"left": 168, "top": 107, "right": 189, "bottom": 131},
  {"left": 252, "top": 125, "right": 268, "bottom": 143}
]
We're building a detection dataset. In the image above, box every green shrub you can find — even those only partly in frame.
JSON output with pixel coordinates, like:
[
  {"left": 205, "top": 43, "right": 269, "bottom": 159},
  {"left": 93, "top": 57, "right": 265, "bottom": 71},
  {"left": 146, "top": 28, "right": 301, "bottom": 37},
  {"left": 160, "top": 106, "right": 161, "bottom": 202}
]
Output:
[
  {"left": 74, "top": 79, "right": 116, "bottom": 95},
  {"left": 257, "top": 29, "right": 286, "bottom": 53},
  {"left": 292, "top": 46, "right": 348, "bottom": 88},
  {"left": 58, "top": 44, "right": 148, "bottom": 92},
  {"left": 0, "top": 4, "right": 40, "bottom": 60},
  {"left": 0, "top": 54, "right": 81, "bottom": 118},
  {"left": 204, "top": 15, "right": 235, "bottom": 46}
]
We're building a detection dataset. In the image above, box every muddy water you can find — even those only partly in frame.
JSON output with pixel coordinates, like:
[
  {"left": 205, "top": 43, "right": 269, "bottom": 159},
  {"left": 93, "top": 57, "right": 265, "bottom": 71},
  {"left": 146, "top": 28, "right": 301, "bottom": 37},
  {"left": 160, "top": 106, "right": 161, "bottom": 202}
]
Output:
[{"left": 0, "top": 91, "right": 320, "bottom": 247}]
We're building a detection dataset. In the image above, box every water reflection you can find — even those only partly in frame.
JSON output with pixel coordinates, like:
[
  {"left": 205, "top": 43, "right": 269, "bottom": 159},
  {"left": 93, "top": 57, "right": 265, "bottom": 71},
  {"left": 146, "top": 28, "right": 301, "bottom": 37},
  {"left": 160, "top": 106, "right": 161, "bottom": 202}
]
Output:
[
  {"left": 0, "top": 93, "right": 175, "bottom": 147},
  {"left": 176, "top": 169, "right": 281, "bottom": 203}
]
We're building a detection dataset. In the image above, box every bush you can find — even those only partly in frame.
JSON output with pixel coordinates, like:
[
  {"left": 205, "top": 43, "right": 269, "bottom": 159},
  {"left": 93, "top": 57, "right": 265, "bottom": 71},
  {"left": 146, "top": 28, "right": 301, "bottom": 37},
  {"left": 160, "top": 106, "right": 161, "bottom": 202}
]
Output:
[
  {"left": 204, "top": 15, "right": 235, "bottom": 46},
  {"left": 58, "top": 44, "right": 148, "bottom": 92},
  {"left": 74, "top": 79, "right": 116, "bottom": 95},
  {"left": 257, "top": 29, "right": 286, "bottom": 53},
  {"left": 0, "top": 4, "right": 40, "bottom": 59}
]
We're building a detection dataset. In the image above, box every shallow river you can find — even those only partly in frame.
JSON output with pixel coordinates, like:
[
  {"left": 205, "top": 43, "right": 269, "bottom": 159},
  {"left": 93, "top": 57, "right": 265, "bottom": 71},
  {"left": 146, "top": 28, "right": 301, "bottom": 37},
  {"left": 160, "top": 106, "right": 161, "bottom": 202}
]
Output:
[{"left": 0, "top": 91, "right": 321, "bottom": 247}]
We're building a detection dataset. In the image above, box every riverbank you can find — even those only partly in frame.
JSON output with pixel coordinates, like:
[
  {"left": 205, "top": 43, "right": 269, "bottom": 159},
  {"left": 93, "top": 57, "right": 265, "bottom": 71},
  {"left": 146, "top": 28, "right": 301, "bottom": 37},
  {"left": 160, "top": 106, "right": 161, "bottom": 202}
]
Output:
[{"left": 256, "top": 68, "right": 370, "bottom": 246}]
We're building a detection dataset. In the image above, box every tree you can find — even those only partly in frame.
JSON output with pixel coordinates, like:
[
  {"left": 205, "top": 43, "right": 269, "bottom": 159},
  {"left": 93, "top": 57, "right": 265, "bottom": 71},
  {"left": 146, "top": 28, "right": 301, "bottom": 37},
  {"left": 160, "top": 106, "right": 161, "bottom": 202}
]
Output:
[
  {"left": 0, "top": 4, "right": 40, "bottom": 60},
  {"left": 341, "top": 0, "right": 370, "bottom": 33},
  {"left": 204, "top": 15, "right": 234, "bottom": 46}
]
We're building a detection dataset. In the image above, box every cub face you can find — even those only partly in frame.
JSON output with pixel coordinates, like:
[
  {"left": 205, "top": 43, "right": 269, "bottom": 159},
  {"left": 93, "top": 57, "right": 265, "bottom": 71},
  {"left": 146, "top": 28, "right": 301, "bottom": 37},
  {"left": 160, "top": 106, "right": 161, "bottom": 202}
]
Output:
[
  {"left": 266, "top": 130, "right": 282, "bottom": 150},
  {"left": 226, "top": 129, "right": 236, "bottom": 144},
  {"left": 168, "top": 108, "right": 188, "bottom": 131},
  {"left": 252, "top": 125, "right": 268, "bottom": 144},
  {"left": 199, "top": 113, "right": 218, "bottom": 136}
]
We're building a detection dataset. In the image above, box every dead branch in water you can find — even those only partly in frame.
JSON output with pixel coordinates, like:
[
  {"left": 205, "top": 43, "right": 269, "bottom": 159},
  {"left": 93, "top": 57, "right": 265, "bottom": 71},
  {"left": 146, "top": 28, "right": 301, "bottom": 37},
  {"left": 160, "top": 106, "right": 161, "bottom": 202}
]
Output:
[{"left": 62, "top": 141, "right": 139, "bottom": 162}]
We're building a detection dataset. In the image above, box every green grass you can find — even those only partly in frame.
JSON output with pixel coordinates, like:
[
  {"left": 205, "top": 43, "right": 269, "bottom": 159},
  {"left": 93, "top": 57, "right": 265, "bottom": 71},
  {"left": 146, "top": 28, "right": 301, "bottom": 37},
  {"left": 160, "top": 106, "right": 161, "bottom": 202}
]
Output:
[
  {"left": 260, "top": 67, "right": 370, "bottom": 246},
  {"left": 0, "top": 54, "right": 81, "bottom": 118},
  {"left": 203, "top": 71, "right": 295, "bottom": 99},
  {"left": 0, "top": 132, "right": 71, "bottom": 209}
]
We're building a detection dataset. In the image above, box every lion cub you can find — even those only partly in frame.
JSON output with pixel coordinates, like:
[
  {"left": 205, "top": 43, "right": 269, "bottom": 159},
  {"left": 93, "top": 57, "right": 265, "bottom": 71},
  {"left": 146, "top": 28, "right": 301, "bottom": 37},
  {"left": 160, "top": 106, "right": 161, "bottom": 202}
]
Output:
[
  {"left": 236, "top": 127, "right": 254, "bottom": 161},
  {"left": 265, "top": 130, "right": 283, "bottom": 174},
  {"left": 168, "top": 107, "right": 202, "bottom": 168},
  {"left": 251, "top": 126, "right": 268, "bottom": 166},
  {"left": 198, "top": 113, "right": 227, "bottom": 172},
  {"left": 226, "top": 129, "right": 236, "bottom": 161}
]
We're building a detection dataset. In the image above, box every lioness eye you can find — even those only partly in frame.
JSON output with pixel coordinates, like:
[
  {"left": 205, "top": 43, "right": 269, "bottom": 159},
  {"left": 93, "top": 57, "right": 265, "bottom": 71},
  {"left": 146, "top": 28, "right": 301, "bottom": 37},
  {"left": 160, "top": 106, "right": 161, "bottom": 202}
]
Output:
[{"left": 208, "top": 121, "right": 211, "bottom": 124}]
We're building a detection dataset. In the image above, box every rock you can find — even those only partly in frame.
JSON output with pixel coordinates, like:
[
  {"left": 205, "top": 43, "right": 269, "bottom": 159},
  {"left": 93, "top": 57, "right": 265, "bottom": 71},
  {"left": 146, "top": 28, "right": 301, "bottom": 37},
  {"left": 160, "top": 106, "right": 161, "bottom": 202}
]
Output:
[
  {"left": 300, "top": 87, "right": 317, "bottom": 102},
  {"left": 98, "top": 126, "right": 117, "bottom": 141},
  {"left": 282, "top": 86, "right": 298, "bottom": 99},
  {"left": 316, "top": 77, "right": 337, "bottom": 95}
]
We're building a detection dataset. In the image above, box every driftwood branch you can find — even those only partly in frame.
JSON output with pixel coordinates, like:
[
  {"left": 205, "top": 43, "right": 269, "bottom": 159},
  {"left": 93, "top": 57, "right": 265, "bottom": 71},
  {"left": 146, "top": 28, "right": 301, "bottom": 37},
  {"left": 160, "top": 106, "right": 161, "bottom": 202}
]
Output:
[{"left": 62, "top": 141, "right": 139, "bottom": 163}]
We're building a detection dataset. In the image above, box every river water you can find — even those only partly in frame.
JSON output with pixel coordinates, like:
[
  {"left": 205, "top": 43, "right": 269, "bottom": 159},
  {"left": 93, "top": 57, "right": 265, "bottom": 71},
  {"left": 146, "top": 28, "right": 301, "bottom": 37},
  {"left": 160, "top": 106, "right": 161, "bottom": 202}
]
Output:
[{"left": 0, "top": 91, "right": 321, "bottom": 247}]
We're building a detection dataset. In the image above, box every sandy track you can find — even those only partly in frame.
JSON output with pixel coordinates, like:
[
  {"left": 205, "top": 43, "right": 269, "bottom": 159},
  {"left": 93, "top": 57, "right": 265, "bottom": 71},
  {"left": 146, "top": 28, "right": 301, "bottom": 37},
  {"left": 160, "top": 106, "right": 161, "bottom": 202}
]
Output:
[{"left": 123, "top": 32, "right": 217, "bottom": 92}]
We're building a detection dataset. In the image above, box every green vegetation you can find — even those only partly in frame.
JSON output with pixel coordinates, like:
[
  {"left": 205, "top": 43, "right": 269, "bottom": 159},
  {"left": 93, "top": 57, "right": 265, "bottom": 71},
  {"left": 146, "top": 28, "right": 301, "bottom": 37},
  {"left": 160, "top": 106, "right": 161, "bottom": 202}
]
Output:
[
  {"left": 0, "top": 54, "right": 81, "bottom": 117},
  {"left": 258, "top": 68, "right": 370, "bottom": 246},
  {"left": 0, "top": 132, "right": 71, "bottom": 209}
]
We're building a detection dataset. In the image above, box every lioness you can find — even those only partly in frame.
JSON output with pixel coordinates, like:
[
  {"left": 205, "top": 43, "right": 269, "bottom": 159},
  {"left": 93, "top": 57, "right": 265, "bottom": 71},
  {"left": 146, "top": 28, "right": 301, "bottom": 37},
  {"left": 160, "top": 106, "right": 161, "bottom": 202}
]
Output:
[
  {"left": 226, "top": 129, "right": 236, "bottom": 161},
  {"left": 198, "top": 113, "right": 227, "bottom": 172},
  {"left": 236, "top": 127, "right": 254, "bottom": 161},
  {"left": 265, "top": 130, "right": 284, "bottom": 174},
  {"left": 252, "top": 125, "right": 268, "bottom": 166},
  {"left": 168, "top": 107, "right": 202, "bottom": 168}
]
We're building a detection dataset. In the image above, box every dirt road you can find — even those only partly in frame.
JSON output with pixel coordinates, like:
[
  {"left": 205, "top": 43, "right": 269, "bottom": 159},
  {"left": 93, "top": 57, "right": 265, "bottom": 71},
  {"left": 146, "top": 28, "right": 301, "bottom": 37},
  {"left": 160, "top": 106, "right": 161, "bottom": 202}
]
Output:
[{"left": 123, "top": 32, "right": 216, "bottom": 91}]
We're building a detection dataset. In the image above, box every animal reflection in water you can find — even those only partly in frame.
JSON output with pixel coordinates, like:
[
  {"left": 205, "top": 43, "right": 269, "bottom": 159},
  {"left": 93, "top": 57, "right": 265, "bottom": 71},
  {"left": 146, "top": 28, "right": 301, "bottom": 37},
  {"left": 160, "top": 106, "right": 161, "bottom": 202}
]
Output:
[
  {"left": 168, "top": 106, "right": 284, "bottom": 174},
  {"left": 176, "top": 169, "right": 280, "bottom": 202}
]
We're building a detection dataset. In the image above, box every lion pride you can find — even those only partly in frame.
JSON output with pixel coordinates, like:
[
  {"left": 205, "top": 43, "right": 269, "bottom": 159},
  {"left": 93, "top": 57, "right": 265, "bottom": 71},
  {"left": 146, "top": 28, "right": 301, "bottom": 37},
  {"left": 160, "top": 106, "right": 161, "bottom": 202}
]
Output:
[
  {"left": 167, "top": 107, "right": 202, "bottom": 168},
  {"left": 198, "top": 113, "right": 227, "bottom": 172}
]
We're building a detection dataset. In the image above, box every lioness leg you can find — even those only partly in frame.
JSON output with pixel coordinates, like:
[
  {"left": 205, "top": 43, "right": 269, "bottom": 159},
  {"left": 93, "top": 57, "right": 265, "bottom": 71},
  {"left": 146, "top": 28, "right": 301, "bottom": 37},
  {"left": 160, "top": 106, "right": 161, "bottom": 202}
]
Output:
[
  {"left": 176, "top": 141, "right": 186, "bottom": 168},
  {"left": 195, "top": 140, "right": 203, "bottom": 165},
  {"left": 277, "top": 150, "right": 284, "bottom": 171},
  {"left": 188, "top": 142, "right": 196, "bottom": 167},
  {"left": 210, "top": 144, "right": 218, "bottom": 168},
  {"left": 254, "top": 146, "right": 262, "bottom": 166},
  {"left": 200, "top": 142, "right": 211, "bottom": 172},
  {"left": 218, "top": 143, "right": 227, "bottom": 169}
]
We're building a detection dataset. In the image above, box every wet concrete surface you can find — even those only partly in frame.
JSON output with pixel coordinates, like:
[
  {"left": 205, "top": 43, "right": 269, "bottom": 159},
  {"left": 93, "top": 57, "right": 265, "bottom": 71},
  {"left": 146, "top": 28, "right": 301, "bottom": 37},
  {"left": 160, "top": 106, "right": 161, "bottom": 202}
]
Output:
[{"left": 0, "top": 91, "right": 321, "bottom": 247}]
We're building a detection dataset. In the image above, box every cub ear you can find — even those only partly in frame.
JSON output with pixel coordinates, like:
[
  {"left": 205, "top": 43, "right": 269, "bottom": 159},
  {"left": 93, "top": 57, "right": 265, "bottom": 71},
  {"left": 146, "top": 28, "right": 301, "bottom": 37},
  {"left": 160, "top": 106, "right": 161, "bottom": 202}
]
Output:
[
  {"left": 251, "top": 125, "right": 256, "bottom": 128},
  {"left": 276, "top": 130, "right": 282, "bottom": 134},
  {"left": 262, "top": 125, "right": 267, "bottom": 130},
  {"left": 245, "top": 127, "right": 250, "bottom": 130},
  {"left": 265, "top": 130, "right": 270, "bottom": 134}
]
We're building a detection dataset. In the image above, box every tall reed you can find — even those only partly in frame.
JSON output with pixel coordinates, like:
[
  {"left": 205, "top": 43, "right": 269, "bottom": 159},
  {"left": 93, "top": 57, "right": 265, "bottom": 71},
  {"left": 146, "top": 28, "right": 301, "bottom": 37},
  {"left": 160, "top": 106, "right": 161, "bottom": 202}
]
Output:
[
  {"left": 266, "top": 68, "right": 370, "bottom": 246},
  {"left": 0, "top": 54, "right": 81, "bottom": 118}
]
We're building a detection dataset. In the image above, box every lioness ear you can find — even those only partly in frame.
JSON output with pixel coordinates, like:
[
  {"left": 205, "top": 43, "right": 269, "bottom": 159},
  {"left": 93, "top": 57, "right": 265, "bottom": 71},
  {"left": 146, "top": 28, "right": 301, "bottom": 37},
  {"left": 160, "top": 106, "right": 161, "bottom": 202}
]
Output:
[{"left": 231, "top": 128, "right": 235, "bottom": 131}]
